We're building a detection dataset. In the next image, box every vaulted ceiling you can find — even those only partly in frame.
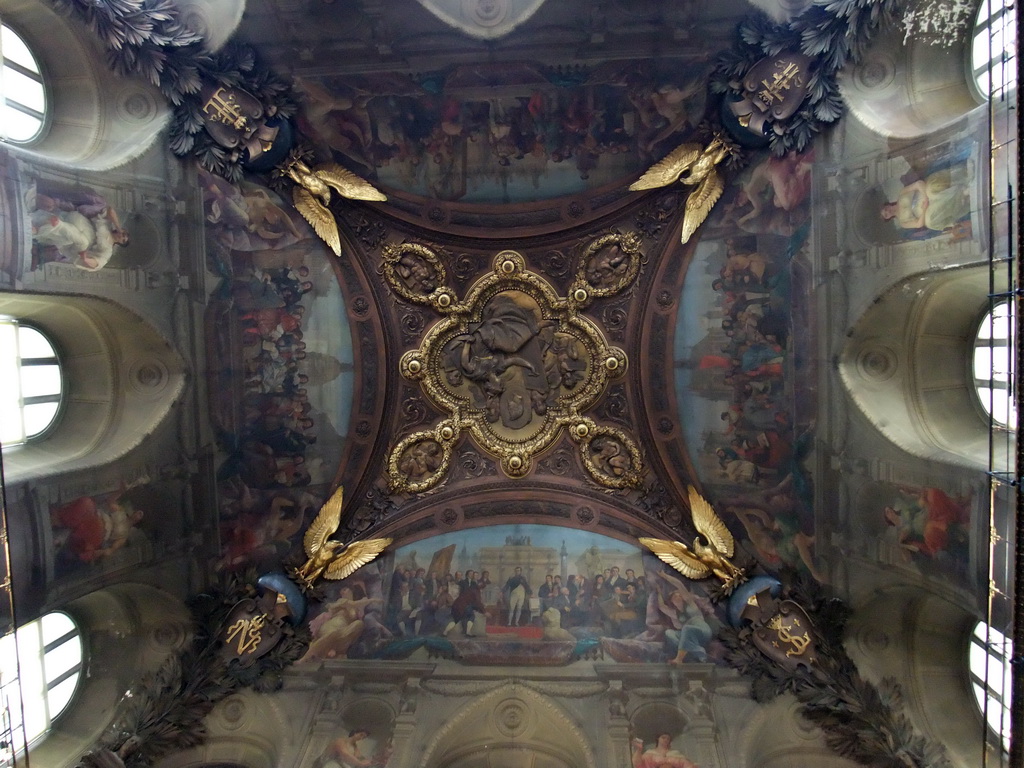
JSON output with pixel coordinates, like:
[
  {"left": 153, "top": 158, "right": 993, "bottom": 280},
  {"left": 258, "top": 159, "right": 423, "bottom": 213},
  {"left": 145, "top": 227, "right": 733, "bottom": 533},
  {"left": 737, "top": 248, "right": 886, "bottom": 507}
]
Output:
[{"left": 0, "top": 0, "right": 1014, "bottom": 766}]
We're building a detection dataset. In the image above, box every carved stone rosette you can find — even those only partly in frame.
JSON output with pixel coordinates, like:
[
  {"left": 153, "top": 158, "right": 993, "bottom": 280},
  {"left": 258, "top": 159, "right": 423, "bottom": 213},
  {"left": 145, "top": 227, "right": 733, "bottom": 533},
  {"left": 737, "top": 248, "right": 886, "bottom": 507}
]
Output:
[{"left": 384, "top": 243, "right": 644, "bottom": 492}]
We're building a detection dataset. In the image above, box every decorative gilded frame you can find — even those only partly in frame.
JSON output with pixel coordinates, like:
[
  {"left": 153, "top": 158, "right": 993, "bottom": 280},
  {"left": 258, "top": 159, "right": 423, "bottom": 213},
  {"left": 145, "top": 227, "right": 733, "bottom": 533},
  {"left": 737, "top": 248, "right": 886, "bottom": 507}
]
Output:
[{"left": 385, "top": 246, "right": 644, "bottom": 492}]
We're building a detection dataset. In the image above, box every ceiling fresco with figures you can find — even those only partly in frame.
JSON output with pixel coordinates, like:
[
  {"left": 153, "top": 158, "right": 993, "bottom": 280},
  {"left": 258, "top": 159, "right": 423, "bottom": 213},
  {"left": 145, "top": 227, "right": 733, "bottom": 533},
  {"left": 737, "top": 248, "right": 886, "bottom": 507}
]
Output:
[{"left": 0, "top": 0, "right": 1011, "bottom": 766}]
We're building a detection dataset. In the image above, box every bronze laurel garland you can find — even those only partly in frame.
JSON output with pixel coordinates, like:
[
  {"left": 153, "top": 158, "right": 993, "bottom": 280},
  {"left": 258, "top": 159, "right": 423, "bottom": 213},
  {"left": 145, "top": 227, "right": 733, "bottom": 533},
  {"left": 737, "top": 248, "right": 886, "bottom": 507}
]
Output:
[
  {"left": 711, "top": 0, "right": 903, "bottom": 155},
  {"left": 50, "top": 0, "right": 298, "bottom": 181},
  {"left": 75, "top": 572, "right": 309, "bottom": 768},
  {"left": 719, "top": 570, "right": 951, "bottom": 768}
]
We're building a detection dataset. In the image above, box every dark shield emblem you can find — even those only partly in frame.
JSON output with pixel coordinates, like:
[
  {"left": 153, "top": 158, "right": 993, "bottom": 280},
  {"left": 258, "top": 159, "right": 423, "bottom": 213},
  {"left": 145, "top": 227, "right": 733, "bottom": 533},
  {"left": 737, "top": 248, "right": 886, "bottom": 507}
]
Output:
[
  {"left": 751, "top": 599, "right": 820, "bottom": 672},
  {"left": 219, "top": 598, "right": 282, "bottom": 666},
  {"left": 742, "top": 54, "right": 813, "bottom": 121},
  {"left": 200, "top": 85, "right": 264, "bottom": 149}
]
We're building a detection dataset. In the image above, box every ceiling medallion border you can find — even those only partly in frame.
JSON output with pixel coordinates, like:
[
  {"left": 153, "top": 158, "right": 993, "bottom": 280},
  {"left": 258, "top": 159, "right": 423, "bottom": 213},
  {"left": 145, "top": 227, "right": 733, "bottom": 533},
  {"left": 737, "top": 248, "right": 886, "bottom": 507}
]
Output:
[{"left": 384, "top": 243, "right": 644, "bottom": 492}]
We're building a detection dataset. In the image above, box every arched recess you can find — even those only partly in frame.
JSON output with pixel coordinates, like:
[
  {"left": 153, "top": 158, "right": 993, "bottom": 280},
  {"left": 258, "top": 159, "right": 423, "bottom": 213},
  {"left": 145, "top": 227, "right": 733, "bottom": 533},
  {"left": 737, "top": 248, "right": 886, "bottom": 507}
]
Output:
[
  {"left": 153, "top": 692, "right": 292, "bottom": 768},
  {"left": 0, "top": 292, "right": 187, "bottom": 482},
  {"left": 170, "top": 0, "right": 246, "bottom": 53},
  {"left": 28, "top": 584, "right": 191, "bottom": 768},
  {"left": 840, "top": 26, "right": 980, "bottom": 139},
  {"left": 420, "top": 683, "right": 596, "bottom": 768},
  {"left": 838, "top": 265, "right": 1010, "bottom": 470},
  {"left": 845, "top": 586, "right": 983, "bottom": 768},
  {"left": 0, "top": 0, "right": 169, "bottom": 170},
  {"left": 743, "top": 697, "right": 865, "bottom": 768}
]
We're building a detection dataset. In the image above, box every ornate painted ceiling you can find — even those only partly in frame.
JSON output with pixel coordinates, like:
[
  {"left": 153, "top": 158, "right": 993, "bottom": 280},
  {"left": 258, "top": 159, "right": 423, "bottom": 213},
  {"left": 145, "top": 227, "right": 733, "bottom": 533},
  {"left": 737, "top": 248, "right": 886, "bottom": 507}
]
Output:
[{"left": 0, "top": 0, "right": 1013, "bottom": 766}]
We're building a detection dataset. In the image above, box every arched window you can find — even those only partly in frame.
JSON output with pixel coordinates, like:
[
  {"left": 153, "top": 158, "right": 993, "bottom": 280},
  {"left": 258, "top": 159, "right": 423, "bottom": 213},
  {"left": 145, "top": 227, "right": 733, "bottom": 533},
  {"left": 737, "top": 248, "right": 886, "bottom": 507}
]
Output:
[
  {"left": 0, "top": 316, "right": 63, "bottom": 447},
  {"left": 0, "top": 22, "right": 46, "bottom": 143},
  {"left": 971, "top": 0, "right": 1018, "bottom": 98},
  {"left": 0, "top": 612, "right": 83, "bottom": 760},
  {"left": 973, "top": 301, "right": 1016, "bottom": 429},
  {"left": 969, "top": 621, "right": 1012, "bottom": 752}
]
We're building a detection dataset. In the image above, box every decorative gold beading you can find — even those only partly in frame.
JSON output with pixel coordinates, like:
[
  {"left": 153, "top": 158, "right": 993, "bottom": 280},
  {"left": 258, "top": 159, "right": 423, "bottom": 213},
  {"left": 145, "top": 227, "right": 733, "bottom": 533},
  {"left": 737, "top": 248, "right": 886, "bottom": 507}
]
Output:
[{"left": 386, "top": 244, "right": 644, "bottom": 492}]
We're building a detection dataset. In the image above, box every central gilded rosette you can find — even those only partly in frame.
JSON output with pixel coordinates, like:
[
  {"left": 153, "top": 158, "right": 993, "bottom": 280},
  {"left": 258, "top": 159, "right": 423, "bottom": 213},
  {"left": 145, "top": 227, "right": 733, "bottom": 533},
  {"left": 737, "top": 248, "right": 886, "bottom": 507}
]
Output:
[{"left": 384, "top": 244, "right": 643, "bottom": 493}]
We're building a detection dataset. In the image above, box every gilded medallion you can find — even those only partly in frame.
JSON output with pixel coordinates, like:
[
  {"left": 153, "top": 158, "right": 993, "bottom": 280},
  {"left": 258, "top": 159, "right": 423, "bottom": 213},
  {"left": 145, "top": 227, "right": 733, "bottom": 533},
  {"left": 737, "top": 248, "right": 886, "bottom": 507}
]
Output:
[{"left": 384, "top": 243, "right": 644, "bottom": 492}]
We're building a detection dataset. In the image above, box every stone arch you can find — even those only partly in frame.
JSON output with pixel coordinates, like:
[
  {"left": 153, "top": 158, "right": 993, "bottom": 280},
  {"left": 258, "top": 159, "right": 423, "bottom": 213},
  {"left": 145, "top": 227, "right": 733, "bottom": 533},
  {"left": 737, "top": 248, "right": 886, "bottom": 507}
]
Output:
[
  {"left": 28, "top": 584, "right": 191, "bottom": 768},
  {"left": 845, "top": 585, "right": 983, "bottom": 768},
  {"left": 0, "top": 0, "right": 169, "bottom": 170},
  {"left": 171, "top": 0, "right": 246, "bottom": 53},
  {"left": 838, "top": 264, "right": 1009, "bottom": 470},
  {"left": 420, "top": 682, "right": 596, "bottom": 768},
  {"left": 743, "top": 698, "right": 864, "bottom": 768},
  {"left": 154, "top": 691, "right": 292, "bottom": 768},
  {"left": 840, "top": 26, "right": 980, "bottom": 139},
  {"left": 628, "top": 701, "right": 689, "bottom": 746},
  {"left": 0, "top": 291, "right": 187, "bottom": 482}
]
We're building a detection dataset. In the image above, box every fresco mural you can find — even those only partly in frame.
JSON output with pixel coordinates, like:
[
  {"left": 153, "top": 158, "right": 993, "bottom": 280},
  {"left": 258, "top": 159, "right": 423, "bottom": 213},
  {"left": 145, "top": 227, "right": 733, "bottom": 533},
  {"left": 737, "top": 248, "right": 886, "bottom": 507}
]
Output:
[
  {"left": 301, "top": 693, "right": 397, "bottom": 768},
  {"left": 295, "top": 525, "right": 722, "bottom": 667},
  {"left": 853, "top": 124, "right": 984, "bottom": 247},
  {"left": 0, "top": 157, "right": 142, "bottom": 285},
  {"left": 295, "top": 59, "right": 712, "bottom": 203},
  {"left": 673, "top": 147, "right": 821, "bottom": 583},
  {"left": 629, "top": 700, "right": 706, "bottom": 768},
  {"left": 630, "top": 733, "right": 698, "bottom": 768},
  {"left": 45, "top": 477, "right": 185, "bottom": 578},
  {"left": 2, "top": 154, "right": 192, "bottom": 289},
  {"left": 307, "top": 725, "right": 394, "bottom": 768},
  {"left": 202, "top": 170, "right": 354, "bottom": 574},
  {"left": 851, "top": 480, "right": 981, "bottom": 585},
  {"left": 27, "top": 182, "right": 130, "bottom": 272},
  {"left": 706, "top": 149, "right": 815, "bottom": 239}
]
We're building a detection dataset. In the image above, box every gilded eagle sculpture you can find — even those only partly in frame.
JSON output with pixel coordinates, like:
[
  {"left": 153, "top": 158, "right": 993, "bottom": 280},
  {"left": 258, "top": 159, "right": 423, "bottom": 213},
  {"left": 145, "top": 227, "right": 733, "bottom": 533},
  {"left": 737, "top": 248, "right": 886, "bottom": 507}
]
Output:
[
  {"left": 292, "top": 486, "right": 392, "bottom": 590},
  {"left": 284, "top": 158, "right": 387, "bottom": 257},
  {"left": 640, "top": 486, "right": 747, "bottom": 593},
  {"left": 629, "top": 135, "right": 731, "bottom": 244}
]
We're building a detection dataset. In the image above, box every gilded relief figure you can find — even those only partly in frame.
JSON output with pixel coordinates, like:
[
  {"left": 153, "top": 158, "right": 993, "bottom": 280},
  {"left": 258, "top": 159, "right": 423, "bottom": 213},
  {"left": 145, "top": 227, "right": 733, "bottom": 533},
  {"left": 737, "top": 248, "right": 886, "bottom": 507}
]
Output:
[
  {"left": 584, "top": 241, "right": 631, "bottom": 290},
  {"left": 293, "top": 487, "right": 392, "bottom": 589},
  {"left": 591, "top": 436, "right": 634, "bottom": 478},
  {"left": 391, "top": 250, "right": 636, "bottom": 489},
  {"left": 441, "top": 293, "right": 559, "bottom": 429},
  {"left": 397, "top": 440, "right": 443, "bottom": 480}
]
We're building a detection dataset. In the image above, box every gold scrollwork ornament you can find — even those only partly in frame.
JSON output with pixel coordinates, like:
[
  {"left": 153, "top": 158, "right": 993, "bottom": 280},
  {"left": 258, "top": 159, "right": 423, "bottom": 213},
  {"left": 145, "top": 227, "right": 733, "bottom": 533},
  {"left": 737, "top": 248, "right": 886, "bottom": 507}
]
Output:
[{"left": 387, "top": 250, "right": 643, "bottom": 492}]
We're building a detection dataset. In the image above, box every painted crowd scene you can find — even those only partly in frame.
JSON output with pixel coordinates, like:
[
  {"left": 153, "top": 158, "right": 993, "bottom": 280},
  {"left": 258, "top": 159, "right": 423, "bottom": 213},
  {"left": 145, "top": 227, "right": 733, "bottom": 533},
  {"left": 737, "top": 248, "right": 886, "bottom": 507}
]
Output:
[
  {"left": 296, "top": 59, "right": 711, "bottom": 203},
  {"left": 296, "top": 525, "right": 723, "bottom": 667},
  {"left": 201, "top": 169, "right": 354, "bottom": 576}
]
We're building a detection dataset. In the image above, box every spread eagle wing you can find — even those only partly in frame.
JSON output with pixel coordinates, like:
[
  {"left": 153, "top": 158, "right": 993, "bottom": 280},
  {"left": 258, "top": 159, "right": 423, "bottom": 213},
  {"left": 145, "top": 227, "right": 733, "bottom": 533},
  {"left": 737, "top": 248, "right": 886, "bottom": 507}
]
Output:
[
  {"left": 324, "top": 537, "right": 394, "bottom": 580},
  {"left": 629, "top": 143, "right": 703, "bottom": 191},
  {"left": 293, "top": 186, "right": 341, "bottom": 256},
  {"left": 687, "top": 485, "right": 734, "bottom": 558},
  {"left": 679, "top": 170, "right": 725, "bottom": 243},
  {"left": 638, "top": 537, "right": 712, "bottom": 580},
  {"left": 303, "top": 486, "right": 345, "bottom": 558},
  {"left": 316, "top": 164, "right": 388, "bottom": 201}
]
